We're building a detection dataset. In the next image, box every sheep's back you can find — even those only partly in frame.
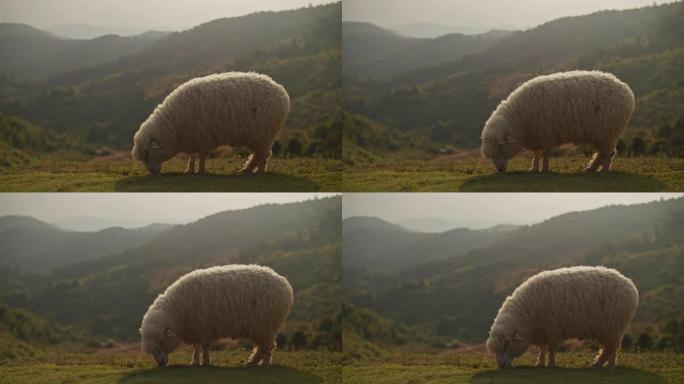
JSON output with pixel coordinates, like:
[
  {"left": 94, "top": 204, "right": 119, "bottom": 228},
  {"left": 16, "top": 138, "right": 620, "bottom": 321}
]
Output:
[
  {"left": 510, "top": 266, "right": 637, "bottom": 343},
  {"left": 161, "top": 265, "right": 293, "bottom": 343},
  {"left": 502, "top": 71, "right": 634, "bottom": 147},
  {"left": 155, "top": 73, "right": 290, "bottom": 151}
]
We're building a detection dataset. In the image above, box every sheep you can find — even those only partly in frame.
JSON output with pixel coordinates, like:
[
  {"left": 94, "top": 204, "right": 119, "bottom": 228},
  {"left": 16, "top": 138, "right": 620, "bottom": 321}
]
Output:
[
  {"left": 486, "top": 266, "right": 638, "bottom": 368},
  {"left": 132, "top": 72, "right": 290, "bottom": 174},
  {"left": 140, "top": 264, "right": 293, "bottom": 367},
  {"left": 481, "top": 70, "right": 635, "bottom": 173}
]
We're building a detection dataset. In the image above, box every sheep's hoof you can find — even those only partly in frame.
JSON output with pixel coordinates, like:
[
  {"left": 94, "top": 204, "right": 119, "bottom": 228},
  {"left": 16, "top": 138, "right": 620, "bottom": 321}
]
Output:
[
  {"left": 528, "top": 168, "right": 539, "bottom": 173},
  {"left": 535, "top": 362, "right": 545, "bottom": 368},
  {"left": 184, "top": 169, "right": 195, "bottom": 175},
  {"left": 239, "top": 168, "right": 255, "bottom": 175},
  {"left": 189, "top": 362, "right": 200, "bottom": 367}
]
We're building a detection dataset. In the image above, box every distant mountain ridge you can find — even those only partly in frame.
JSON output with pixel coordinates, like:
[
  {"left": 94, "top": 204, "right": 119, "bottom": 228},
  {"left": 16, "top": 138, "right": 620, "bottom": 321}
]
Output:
[
  {"left": 342, "top": 216, "right": 517, "bottom": 272},
  {"left": 0, "top": 215, "right": 173, "bottom": 273},
  {"left": 0, "top": 23, "right": 168, "bottom": 79},
  {"left": 343, "top": 21, "right": 511, "bottom": 79}
]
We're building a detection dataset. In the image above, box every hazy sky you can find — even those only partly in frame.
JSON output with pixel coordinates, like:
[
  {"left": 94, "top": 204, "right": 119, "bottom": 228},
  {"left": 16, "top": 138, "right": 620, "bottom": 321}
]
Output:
[
  {"left": 343, "top": 0, "right": 665, "bottom": 30},
  {"left": 0, "top": 0, "right": 331, "bottom": 30},
  {"left": 343, "top": 193, "right": 683, "bottom": 228},
  {"left": 0, "top": 193, "right": 338, "bottom": 228}
]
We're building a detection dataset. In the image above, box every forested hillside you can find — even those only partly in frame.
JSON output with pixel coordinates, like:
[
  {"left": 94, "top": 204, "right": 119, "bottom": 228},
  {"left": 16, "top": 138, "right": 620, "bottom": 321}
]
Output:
[
  {"left": 0, "top": 3, "right": 341, "bottom": 158},
  {"left": 344, "top": 2, "right": 684, "bottom": 155},
  {"left": 344, "top": 197, "right": 684, "bottom": 352},
  {"left": 0, "top": 197, "right": 342, "bottom": 350}
]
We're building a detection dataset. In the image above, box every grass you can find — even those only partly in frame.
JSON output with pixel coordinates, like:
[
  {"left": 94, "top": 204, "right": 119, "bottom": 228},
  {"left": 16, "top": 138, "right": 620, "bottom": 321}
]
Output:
[
  {"left": 0, "top": 156, "right": 342, "bottom": 192},
  {"left": 343, "top": 348, "right": 684, "bottom": 384},
  {"left": 0, "top": 346, "right": 341, "bottom": 384},
  {"left": 342, "top": 155, "right": 684, "bottom": 192}
]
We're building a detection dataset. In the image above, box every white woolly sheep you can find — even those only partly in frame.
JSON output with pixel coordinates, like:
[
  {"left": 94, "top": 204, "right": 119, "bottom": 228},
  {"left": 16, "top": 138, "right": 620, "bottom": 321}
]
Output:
[
  {"left": 481, "top": 71, "right": 635, "bottom": 173},
  {"left": 486, "top": 266, "right": 638, "bottom": 368},
  {"left": 140, "top": 264, "right": 293, "bottom": 367},
  {"left": 132, "top": 72, "right": 290, "bottom": 174}
]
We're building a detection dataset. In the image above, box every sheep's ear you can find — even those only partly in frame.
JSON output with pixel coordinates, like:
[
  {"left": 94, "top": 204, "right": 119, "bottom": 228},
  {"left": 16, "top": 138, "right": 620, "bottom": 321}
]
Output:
[{"left": 150, "top": 140, "right": 161, "bottom": 150}]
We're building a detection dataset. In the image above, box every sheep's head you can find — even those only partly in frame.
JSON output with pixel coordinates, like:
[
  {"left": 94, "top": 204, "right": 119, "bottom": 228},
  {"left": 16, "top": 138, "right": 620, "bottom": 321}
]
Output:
[
  {"left": 486, "top": 329, "right": 530, "bottom": 368},
  {"left": 132, "top": 122, "right": 176, "bottom": 174},
  {"left": 481, "top": 115, "right": 522, "bottom": 172},
  {"left": 140, "top": 326, "right": 181, "bottom": 367}
]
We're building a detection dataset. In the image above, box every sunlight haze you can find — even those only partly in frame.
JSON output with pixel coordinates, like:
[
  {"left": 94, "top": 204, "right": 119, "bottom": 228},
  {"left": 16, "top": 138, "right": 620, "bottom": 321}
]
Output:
[
  {"left": 0, "top": 0, "right": 332, "bottom": 32},
  {"left": 343, "top": 0, "right": 666, "bottom": 33}
]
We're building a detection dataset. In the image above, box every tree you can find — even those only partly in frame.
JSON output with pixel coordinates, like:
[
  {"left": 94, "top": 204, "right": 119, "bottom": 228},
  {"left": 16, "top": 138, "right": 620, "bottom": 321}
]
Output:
[
  {"left": 276, "top": 332, "right": 287, "bottom": 349},
  {"left": 664, "top": 319, "right": 679, "bottom": 335},
  {"left": 629, "top": 137, "right": 647, "bottom": 156},
  {"left": 271, "top": 140, "right": 283, "bottom": 157},
  {"left": 286, "top": 138, "right": 303, "bottom": 157},
  {"left": 637, "top": 332, "right": 654, "bottom": 351},
  {"left": 621, "top": 334, "right": 633, "bottom": 352},
  {"left": 292, "top": 331, "right": 308, "bottom": 350}
]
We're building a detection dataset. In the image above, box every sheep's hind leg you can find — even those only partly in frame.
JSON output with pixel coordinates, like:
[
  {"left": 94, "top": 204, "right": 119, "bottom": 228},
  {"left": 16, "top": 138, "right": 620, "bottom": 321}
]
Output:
[
  {"left": 541, "top": 151, "right": 551, "bottom": 173},
  {"left": 197, "top": 153, "right": 207, "bottom": 174},
  {"left": 598, "top": 149, "right": 616, "bottom": 173},
  {"left": 185, "top": 154, "right": 196, "bottom": 174},
  {"left": 259, "top": 343, "right": 275, "bottom": 367},
  {"left": 591, "top": 347, "right": 612, "bottom": 368},
  {"left": 535, "top": 345, "right": 547, "bottom": 367},
  {"left": 201, "top": 343, "right": 210, "bottom": 367},
  {"left": 529, "top": 150, "right": 541, "bottom": 172},
  {"left": 190, "top": 344, "right": 200, "bottom": 367},
  {"left": 245, "top": 345, "right": 265, "bottom": 366},
  {"left": 583, "top": 149, "right": 605, "bottom": 173},
  {"left": 254, "top": 150, "right": 272, "bottom": 174},
  {"left": 239, "top": 154, "right": 259, "bottom": 174},
  {"left": 547, "top": 345, "right": 557, "bottom": 367}
]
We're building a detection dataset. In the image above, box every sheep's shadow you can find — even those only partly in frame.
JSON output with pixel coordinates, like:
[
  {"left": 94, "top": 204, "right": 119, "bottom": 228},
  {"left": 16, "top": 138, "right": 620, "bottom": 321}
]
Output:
[
  {"left": 459, "top": 171, "right": 664, "bottom": 192},
  {"left": 469, "top": 366, "right": 666, "bottom": 384},
  {"left": 114, "top": 172, "right": 322, "bottom": 192},
  {"left": 118, "top": 364, "right": 323, "bottom": 384}
]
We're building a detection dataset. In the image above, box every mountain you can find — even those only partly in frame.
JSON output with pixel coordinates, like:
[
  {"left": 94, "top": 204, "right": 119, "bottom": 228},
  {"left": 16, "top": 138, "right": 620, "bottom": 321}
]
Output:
[
  {"left": 0, "top": 216, "right": 173, "bottom": 273},
  {"left": 345, "top": 197, "right": 684, "bottom": 344},
  {"left": 0, "top": 23, "right": 168, "bottom": 79},
  {"left": 1, "top": 197, "right": 342, "bottom": 342},
  {"left": 391, "top": 23, "right": 497, "bottom": 38},
  {"left": 343, "top": 216, "right": 516, "bottom": 272},
  {"left": 47, "top": 24, "right": 164, "bottom": 39},
  {"left": 0, "top": 3, "right": 341, "bottom": 156},
  {"left": 345, "top": 2, "right": 684, "bottom": 152},
  {"left": 343, "top": 22, "right": 511, "bottom": 79},
  {"left": 53, "top": 216, "right": 174, "bottom": 232}
]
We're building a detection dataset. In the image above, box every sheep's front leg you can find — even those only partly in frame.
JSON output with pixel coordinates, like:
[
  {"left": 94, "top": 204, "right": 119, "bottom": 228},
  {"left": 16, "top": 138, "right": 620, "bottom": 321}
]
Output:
[
  {"left": 185, "top": 154, "right": 196, "bottom": 174},
  {"left": 202, "top": 343, "right": 210, "bottom": 367},
  {"left": 190, "top": 344, "right": 200, "bottom": 367},
  {"left": 529, "top": 150, "right": 541, "bottom": 172},
  {"left": 535, "top": 345, "right": 547, "bottom": 367},
  {"left": 197, "top": 153, "right": 207, "bottom": 174}
]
